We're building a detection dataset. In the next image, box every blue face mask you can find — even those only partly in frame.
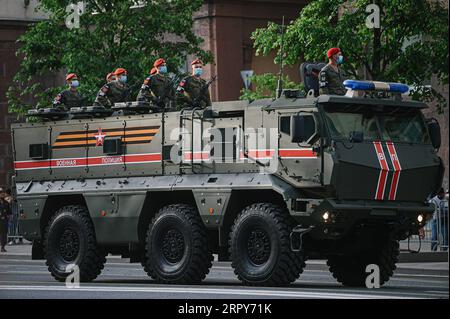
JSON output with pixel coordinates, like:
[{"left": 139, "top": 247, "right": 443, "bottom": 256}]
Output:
[
  {"left": 194, "top": 68, "right": 203, "bottom": 77},
  {"left": 70, "top": 80, "right": 79, "bottom": 87},
  {"left": 159, "top": 66, "right": 168, "bottom": 74},
  {"left": 337, "top": 55, "right": 344, "bottom": 65},
  {"left": 120, "top": 75, "right": 127, "bottom": 83}
]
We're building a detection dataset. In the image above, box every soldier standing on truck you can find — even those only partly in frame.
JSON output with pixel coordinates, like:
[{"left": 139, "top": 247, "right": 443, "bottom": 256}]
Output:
[
  {"left": 52, "top": 73, "right": 84, "bottom": 110},
  {"left": 319, "top": 47, "right": 347, "bottom": 96},
  {"left": 137, "top": 58, "right": 175, "bottom": 109},
  {"left": 176, "top": 59, "right": 212, "bottom": 109},
  {"left": 94, "top": 68, "right": 131, "bottom": 108}
]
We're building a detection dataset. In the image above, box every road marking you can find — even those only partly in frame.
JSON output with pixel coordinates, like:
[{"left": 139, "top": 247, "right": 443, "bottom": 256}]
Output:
[
  {"left": 0, "top": 281, "right": 446, "bottom": 298},
  {"left": 0, "top": 264, "right": 446, "bottom": 279},
  {"left": 395, "top": 273, "right": 449, "bottom": 279},
  {"left": 0, "top": 284, "right": 418, "bottom": 299},
  {"left": 424, "top": 292, "right": 448, "bottom": 296}
]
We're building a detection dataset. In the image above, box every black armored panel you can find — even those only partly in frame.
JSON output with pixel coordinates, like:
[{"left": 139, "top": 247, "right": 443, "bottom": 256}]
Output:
[
  {"left": 27, "top": 107, "right": 68, "bottom": 121},
  {"left": 300, "top": 62, "right": 326, "bottom": 96},
  {"left": 112, "top": 101, "right": 156, "bottom": 114},
  {"left": 69, "top": 106, "right": 114, "bottom": 118}
]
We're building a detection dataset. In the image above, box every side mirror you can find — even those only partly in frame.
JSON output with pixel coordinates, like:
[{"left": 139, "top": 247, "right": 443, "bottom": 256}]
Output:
[
  {"left": 291, "top": 114, "right": 317, "bottom": 144},
  {"left": 427, "top": 118, "right": 441, "bottom": 149},
  {"left": 349, "top": 131, "right": 364, "bottom": 143}
]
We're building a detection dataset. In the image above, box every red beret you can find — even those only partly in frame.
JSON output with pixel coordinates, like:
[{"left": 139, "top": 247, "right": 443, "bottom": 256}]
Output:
[
  {"left": 327, "top": 47, "right": 341, "bottom": 58},
  {"left": 150, "top": 67, "right": 157, "bottom": 75},
  {"left": 191, "top": 59, "right": 203, "bottom": 66},
  {"left": 154, "top": 58, "right": 166, "bottom": 68},
  {"left": 113, "top": 68, "right": 127, "bottom": 76},
  {"left": 66, "top": 73, "right": 77, "bottom": 81}
]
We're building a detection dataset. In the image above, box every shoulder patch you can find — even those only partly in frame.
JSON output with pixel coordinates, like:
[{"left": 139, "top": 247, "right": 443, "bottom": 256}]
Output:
[
  {"left": 101, "top": 85, "right": 109, "bottom": 93},
  {"left": 143, "top": 77, "right": 150, "bottom": 85},
  {"left": 177, "top": 79, "right": 187, "bottom": 93},
  {"left": 319, "top": 71, "right": 328, "bottom": 88}
]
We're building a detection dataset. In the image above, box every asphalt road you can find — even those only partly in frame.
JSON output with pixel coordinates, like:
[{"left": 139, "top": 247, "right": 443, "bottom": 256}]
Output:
[{"left": 0, "top": 255, "right": 448, "bottom": 299}]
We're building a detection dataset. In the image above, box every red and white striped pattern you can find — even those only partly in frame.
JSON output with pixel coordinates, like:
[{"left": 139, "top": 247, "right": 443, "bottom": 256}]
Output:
[
  {"left": 373, "top": 142, "right": 403, "bottom": 201},
  {"left": 386, "top": 142, "right": 402, "bottom": 201},
  {"left": 373, "top": 142, "right": 389, "bottom": 201},
  {"left": 15, "top": 148, "right": 317, "bottom": 170},
  {"left": 14, "top": 153, "right": 161, "bottom": 170}
]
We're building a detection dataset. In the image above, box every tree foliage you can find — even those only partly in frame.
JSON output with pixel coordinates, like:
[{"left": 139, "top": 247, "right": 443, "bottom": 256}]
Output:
[
  {"left": 251, "top": 0, "right": 448, "bottom": 111},
  {"left": 240, "top": 74, "right": 304, "bottom": 101},
  {"left": 7, "top": 0, "right": 211, "bottom": 116}
]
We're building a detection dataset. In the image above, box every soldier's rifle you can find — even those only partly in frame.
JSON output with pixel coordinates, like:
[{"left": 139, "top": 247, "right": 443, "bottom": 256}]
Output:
[
  {"left": 154, "top": 75, "right": 181, "bottom": 110},
  {"left": 191, "top": 75, "right": 217, "bottom": 108}
]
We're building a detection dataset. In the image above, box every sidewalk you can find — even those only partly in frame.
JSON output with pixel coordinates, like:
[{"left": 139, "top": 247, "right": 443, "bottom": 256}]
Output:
[{"left": 0, "top": 242, "right": 32, "bottom": 256}]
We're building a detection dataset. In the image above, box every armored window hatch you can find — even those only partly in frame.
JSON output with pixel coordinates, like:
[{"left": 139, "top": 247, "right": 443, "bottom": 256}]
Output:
[
  {"left": 103, "top": 137, "right": 123, "bottom": 155},
  {"left": 29, "top": 143, "right": 49, "bottom": 160}
]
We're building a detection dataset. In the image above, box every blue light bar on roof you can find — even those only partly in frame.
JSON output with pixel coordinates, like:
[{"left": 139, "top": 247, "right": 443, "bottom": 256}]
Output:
[{"left": 343, "top": 80, "right": 409, "bottom": 94}]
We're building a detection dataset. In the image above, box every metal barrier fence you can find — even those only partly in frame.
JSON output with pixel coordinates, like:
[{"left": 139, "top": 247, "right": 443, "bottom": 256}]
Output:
[
  {"left": 402, "top": 199, "right": 449, "bottom": 252},
  {"left": 7, "top": 201, "right": 23, "bottom": 244}
]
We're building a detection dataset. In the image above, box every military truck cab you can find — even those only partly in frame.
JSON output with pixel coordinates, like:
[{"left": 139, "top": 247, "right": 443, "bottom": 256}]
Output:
[{"left": 11, "top": 80, "right": 444, "bottom": 287}]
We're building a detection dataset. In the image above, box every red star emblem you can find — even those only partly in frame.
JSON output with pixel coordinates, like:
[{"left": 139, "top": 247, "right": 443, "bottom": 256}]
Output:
[{"left": 94, "top": 128, "right": 106, "bottom": 146}]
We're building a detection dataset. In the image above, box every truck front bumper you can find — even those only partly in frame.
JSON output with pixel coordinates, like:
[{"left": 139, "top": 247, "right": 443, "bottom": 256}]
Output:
[{"left": 298, "top": 199, "right": 433, "bottom": 240}]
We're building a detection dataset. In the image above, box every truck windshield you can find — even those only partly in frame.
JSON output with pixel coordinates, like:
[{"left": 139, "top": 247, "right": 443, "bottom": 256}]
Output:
[{"left": 323, "top": 105, "right": 431, "bottom": 144}]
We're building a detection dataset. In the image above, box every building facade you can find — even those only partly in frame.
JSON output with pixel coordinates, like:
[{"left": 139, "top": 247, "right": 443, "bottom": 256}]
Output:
[
  {"left": 0, "top": 0, "right": 48, "bottom": 189},
  {"left": 192, "top": 0, "right": 308, "bottom": 102},
  {"left": 0, "top": 0, "right": 448, "bottom": 189}
]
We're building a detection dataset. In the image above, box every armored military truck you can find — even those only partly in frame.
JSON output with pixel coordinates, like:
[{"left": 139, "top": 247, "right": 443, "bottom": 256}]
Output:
[{"left": 11, "top": 79, "right": 444, "bottom": 287}]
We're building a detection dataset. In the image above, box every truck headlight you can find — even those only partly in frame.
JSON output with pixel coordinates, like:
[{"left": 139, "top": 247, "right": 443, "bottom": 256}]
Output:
[
  {"left": 322, "top": 212, "right": 330, "bottom": 222},
  {"left": 417, "top": 214, "right": 424, "bottom": 223}
]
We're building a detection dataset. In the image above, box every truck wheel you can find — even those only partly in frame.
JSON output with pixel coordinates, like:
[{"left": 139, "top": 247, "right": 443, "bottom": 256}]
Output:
[
  {"left": 229, "top": 203, "right": 305, "bottom": 286},
  {"left": 327, "top": 237, "right": 399, "bottom": 287},
  {"left": 143, "top": 204, "right": 213, "bottom": 284},
  {"left": 44, "top": 205, "right": 106, "bottom": 282}
]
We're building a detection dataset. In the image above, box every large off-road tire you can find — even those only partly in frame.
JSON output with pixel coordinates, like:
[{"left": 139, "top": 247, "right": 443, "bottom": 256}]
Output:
[
  {"left": 327, "top": 237, "right": 399, "bottom": 287},
  {"left": 43, "top": 205, "right": 106, "bottom": 282},
  {"left": 143, "top": 204, "right": 213, "bottom": 284},
  {"left": 229, "top": 203, "right": 305, "bottom": 286}
]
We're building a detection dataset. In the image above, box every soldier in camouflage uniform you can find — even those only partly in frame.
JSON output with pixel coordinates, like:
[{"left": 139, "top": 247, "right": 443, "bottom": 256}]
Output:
[
  {"left": 319, "top": 48, "right": 347, "bottom": 96},
  {"left": 137, "top": 58, "right": 175, "bottom": 110},
  {"left": 53, "top": 73, "right": 84, "bottom": 110},
  {"left": 176, "top": 59, "right": 212, "bottom": 109},
  {"left": 94, "top": 68, "right": 132, "bottom": 108}
]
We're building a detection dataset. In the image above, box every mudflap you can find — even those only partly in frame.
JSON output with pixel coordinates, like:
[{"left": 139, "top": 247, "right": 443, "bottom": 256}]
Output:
[{"left": 32, "top": 240, "right": 45, "bottom": 260}]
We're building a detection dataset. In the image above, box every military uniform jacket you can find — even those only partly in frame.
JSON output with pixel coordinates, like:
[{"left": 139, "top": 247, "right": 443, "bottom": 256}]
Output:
[
  {"left": 176, "top": 76, "right": 212, "bottom": 108},
  {"left": 94, "top": 81, "right": 131, "bottom": 108},
  {"left": 319, "top": 64, "right": 347, "bottom": 96},
  {"left": 136, "top": 74, "right": 175, "bottom": 107},
  {"left": 53, "top": 89, "right": 84, "bottom": 109}
]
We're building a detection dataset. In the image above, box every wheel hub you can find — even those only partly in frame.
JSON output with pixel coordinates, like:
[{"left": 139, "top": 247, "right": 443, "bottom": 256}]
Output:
[
  {"left": 247, "top": 229, "right": 271, "bottom": 265},
  {"left": 162, "top": 229, "right": 185, "bottom": 263},
  {"left": 58, "top": 228, "right": 80, "bottom": 262}
]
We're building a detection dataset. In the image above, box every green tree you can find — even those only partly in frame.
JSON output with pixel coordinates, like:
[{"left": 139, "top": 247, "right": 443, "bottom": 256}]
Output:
[
  {"left": 7, "top": 0, "right": 211, "bottom": 116},
  {"left": 250, "top": 0, "right": 448, "bottom": 111},
  {"left": 240, "top": 73, "right": 304, "bottom": 101}
]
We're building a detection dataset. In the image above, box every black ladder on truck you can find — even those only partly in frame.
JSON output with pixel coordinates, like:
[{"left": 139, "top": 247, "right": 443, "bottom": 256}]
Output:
[{"left": 178, "top": 107, "right": 203, "bottom": 174}]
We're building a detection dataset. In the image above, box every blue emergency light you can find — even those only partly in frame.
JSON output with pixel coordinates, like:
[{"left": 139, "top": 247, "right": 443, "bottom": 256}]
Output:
[{"left": 343, "top": 80, "right": 409, "bottom": 94}]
